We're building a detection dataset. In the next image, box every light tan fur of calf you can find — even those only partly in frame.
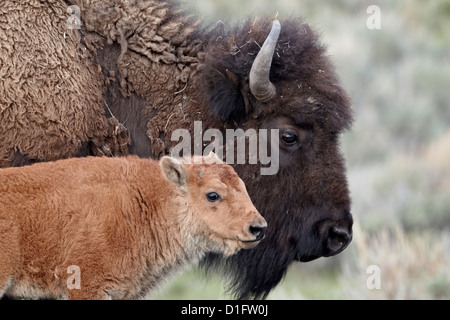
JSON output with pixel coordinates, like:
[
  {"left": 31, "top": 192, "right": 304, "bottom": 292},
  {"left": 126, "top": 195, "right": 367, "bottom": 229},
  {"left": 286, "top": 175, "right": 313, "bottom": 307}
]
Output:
[{"left": 0, "top": 153, "right": 266, "bottom": 299}]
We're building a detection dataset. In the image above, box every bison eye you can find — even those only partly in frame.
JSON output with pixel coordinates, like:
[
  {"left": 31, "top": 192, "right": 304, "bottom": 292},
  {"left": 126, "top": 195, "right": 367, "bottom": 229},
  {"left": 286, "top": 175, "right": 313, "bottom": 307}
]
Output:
[
  {"left": 281, "top": 131, "right": 298, "bottom": 145},
  {"left": 206, "top": 192, "right": 221, "bottom": 202}
]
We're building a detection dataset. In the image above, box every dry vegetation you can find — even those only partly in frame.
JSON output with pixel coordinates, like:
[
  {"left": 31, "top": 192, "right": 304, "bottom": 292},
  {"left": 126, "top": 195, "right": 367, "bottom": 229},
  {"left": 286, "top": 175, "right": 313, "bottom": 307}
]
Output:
[{"left": 340, "top": 224, "right": 450, "bottom": 299}]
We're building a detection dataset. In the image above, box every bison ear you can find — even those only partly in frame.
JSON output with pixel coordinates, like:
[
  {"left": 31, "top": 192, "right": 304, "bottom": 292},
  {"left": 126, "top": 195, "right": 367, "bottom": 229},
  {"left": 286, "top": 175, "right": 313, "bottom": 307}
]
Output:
[
  {"left": 160, "top": 156, "right": 186, "bottom": 187},
  {"left": 202, "top": 67, "right": 248, "bottom": 123}
]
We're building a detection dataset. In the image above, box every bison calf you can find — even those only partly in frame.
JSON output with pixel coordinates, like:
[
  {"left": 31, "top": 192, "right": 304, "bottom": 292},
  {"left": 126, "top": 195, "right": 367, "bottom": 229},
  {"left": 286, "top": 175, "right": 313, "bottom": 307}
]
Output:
[{"left": 0, "top": 153, "right": 266, "bottom": 300}]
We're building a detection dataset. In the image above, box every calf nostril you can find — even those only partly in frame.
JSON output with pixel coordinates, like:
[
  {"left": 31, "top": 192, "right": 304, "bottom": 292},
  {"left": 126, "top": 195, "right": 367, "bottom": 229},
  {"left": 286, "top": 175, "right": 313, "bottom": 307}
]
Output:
[{"left": 249, "top": 225, "right": 267, "bottom": 240}]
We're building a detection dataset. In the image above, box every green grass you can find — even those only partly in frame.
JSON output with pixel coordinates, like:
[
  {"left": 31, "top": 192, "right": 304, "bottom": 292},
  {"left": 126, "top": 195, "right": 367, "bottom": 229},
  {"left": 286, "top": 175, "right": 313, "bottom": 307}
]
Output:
[
  {"left": 154, "top": 262, "right": 346, "bottom": 300},
  {"left": 155, "top": 268, "right": 228, "bottom": 300}
]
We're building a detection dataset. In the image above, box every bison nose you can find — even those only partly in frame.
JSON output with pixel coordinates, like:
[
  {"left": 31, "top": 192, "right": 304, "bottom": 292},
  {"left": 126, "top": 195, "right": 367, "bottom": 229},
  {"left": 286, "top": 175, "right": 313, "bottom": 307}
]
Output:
[
  {"left": 249, "top": 224, "right": 267, "bottom": 241},
  {"left": 326, "top": 226, "right": 352, "bottom": 255},
  {"left": 319, "top": 213, "right": 353, "bottom": 256}
]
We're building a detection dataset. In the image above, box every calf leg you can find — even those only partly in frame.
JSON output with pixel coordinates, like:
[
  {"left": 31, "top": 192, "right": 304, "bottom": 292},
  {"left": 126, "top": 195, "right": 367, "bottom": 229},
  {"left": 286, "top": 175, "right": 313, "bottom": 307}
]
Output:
[
  {"left": 66, "top": 281, "right": 111, "bottom": 300},
  {"left": 0, "top": 277, "right": 12, "bottom": 298},
  {"left": 0, "top": 226, "right": 18, "bottom": 298},
  {"left": 64, "top": 264, "right": 111, "bottom": 300}
]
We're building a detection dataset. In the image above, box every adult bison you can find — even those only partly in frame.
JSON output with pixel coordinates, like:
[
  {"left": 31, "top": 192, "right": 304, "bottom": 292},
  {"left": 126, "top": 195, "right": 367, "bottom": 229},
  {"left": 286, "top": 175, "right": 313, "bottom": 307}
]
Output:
[{"left": 0, "top": 0, "right": 353, "bottom": 299}]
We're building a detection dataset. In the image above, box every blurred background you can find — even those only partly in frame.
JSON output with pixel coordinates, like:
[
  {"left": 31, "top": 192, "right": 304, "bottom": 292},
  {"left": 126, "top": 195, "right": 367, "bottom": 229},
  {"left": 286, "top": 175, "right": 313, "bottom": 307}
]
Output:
[{"left": 155, "top": 0, "right": 450, "bottom": 299}]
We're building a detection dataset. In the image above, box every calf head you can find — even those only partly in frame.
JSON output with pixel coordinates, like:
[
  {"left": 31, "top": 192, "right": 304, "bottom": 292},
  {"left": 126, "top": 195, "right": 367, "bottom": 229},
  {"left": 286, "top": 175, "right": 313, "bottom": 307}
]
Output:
[{"left": 160, "top": 152, "right": 267, "bottom": 256}]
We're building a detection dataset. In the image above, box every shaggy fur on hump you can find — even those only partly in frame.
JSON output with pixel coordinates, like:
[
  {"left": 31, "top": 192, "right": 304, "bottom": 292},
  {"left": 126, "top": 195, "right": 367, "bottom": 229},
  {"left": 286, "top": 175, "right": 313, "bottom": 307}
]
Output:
[
  {"left": 71, "top": 0, "right": 211, "bottom": 158},
  {"left": 0, "top": 0, "right": 130, "bottom": 167}
]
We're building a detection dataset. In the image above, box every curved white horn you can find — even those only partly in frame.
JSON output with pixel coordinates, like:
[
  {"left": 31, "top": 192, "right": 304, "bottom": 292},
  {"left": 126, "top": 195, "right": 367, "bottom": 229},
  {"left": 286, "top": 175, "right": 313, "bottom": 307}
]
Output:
[{"left": 249, "top": 19, "right": 281, "bottom": 102}]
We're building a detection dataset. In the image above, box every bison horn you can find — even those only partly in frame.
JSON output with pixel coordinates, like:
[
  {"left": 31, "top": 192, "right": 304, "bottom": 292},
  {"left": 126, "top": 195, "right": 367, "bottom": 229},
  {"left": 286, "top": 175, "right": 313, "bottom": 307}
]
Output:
[{"left": 249, "top": 19, "right": 281, "bottom": 102}]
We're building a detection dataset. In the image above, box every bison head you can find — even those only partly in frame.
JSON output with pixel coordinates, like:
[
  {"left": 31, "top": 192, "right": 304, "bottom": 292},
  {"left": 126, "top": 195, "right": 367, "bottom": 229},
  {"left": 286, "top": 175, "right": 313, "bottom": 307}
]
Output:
[{"left": 200, "top": 18, "right": 354, "bottom": 299}]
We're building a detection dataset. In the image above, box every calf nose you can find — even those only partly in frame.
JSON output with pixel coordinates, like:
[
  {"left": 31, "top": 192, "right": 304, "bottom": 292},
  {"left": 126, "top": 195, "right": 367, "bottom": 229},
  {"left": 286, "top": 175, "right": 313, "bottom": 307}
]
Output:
[{"left": 249, "top": 224, "right": 267, "bottom": 241}]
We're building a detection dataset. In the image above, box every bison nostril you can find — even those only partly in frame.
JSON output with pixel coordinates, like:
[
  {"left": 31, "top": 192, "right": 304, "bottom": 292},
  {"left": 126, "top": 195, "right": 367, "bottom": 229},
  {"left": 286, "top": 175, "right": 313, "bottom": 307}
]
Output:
[
  {"left": 249, "top": 225, "right": 267, "bottom": 240},
  {"left": 327, "top": 226, "right": 352, "bottom": 255},
  {"left": 331, "top": 227, "right": 351, "bottom": 241}
]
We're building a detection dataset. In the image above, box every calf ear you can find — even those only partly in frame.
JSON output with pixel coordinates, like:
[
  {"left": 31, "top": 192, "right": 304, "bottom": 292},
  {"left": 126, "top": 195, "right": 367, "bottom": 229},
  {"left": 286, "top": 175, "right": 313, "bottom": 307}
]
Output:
[
  {"left": 202, "top": 67, "right": 247, "bottom": 123},
  {"left": 203, "top": 151, "right": 223, "bottom": 164},
  {"left": 160, "top": 156, "right": 186, "bottom": 187}
]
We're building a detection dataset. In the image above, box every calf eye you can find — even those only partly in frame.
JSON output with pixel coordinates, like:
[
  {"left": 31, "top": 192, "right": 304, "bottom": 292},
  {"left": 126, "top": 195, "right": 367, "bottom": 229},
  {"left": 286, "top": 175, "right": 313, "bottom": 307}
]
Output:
[
  {"left": 281, "top": 131, "right": 298, "bottom": 145},
  {"left": 206, "top": 192, "right": 221, "bottom": 202}
]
